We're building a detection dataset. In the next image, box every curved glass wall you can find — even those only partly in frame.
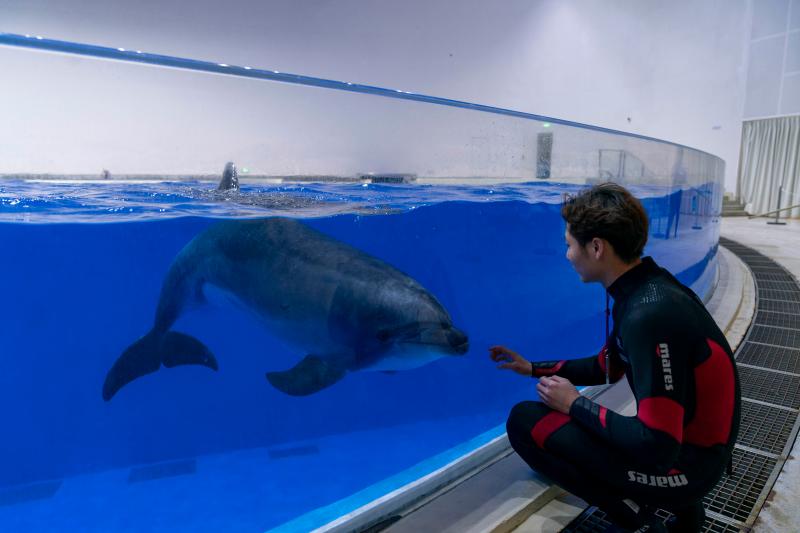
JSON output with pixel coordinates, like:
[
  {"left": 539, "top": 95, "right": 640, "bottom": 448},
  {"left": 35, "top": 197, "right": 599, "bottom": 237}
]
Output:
[{"left": 0, "top": 34, "right": 722, "bottom": 532}]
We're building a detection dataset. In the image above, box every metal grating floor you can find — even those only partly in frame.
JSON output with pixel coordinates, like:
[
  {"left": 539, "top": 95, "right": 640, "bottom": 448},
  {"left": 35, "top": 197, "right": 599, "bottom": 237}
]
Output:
[
  {"left": 757, "top": 280, "right": 800, "bottom": 291},
  {"left": 747, "top": 325, "right": 800, "bottom": 349},
  {"left": 748, "top": 268, "right": 792, "bottom": 279},
  {"left": 753, "top": 276, "right": 796, "bottom": 287},
  {"left": 560, "top": 238, "right": 800, "bottom": 533},
  {"left": 737, "top": 365, "right": 800, "bottom": 409},
  {"left": 737, "top": 342, "right": 800, "bottom": 373},
  {"left": 738, "top": 400, "right": 798, "bottom": 455},
  {"left": 757, "top": 298, "right": 800, "bottom": 314},
  {"left": 755, "top": 310, "right": 800, "bottom": 330},
  {"left": 759, "top": 289, "right": 800, "bottom": 303},
  {"left": 703, "top": 449, "right": 777, "bottom": 523}
]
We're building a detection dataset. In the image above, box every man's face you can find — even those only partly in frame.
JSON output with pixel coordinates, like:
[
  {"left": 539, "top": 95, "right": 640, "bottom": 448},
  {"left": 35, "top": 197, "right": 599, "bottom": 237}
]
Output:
[{"left": 565, "top": 227, "right": 599, "bottom": 283}]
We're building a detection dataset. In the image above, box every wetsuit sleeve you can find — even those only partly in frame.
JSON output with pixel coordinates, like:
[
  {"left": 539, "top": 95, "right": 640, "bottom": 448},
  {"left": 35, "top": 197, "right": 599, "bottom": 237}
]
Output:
[
  {"left": 568, "top": 306, "right": 688, "bottom": 470},
  {"left": 531, "top": 342, "right": 625, "bottom": 386}
]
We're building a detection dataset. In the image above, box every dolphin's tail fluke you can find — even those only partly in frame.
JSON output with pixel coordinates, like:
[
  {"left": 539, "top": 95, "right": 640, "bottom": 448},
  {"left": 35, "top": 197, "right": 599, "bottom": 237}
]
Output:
[{"left": 102, "top": 330, "right": 218, "bottom": 401}]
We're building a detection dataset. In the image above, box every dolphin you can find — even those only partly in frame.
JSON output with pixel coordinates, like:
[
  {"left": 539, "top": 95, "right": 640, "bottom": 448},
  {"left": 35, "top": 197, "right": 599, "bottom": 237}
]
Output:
[
  {"left": 217, "top": 161, "right": 239, "bottom": 191},
  {"left": 102, "top": 217, "right": 468, "bottom": 400}
]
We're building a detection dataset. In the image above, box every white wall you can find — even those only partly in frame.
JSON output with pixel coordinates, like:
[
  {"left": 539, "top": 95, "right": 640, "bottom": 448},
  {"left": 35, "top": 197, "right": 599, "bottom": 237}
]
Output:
[
  {"left": 0, "top": 0, "right": 751, "bottom": 189},
  {"left": 743, "top": 0, "right": 800, "bottom": 118}
]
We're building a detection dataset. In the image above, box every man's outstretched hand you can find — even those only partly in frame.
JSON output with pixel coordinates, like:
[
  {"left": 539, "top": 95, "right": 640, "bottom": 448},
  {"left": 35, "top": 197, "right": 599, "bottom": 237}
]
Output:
[
  {"left": 489, "top": 345, "right": 533, "bottom": 376},
  {"left": 537, "top": 375, "right": 580, "bottom": 414}
]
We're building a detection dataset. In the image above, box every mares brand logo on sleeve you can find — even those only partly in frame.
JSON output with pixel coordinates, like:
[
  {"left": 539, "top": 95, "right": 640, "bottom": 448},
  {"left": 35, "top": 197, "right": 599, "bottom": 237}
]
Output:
[
  {"left": 656, "top": 343, "right": 674, "bottom": 391},
  {"left": 627, "top": 470, "right": 688, "bottom": 488}
]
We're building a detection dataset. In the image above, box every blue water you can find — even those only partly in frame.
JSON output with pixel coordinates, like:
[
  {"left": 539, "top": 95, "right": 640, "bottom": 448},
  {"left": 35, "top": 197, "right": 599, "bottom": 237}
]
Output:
[{"left": 0, "top": 180, "right": 719, "bottom": 531}]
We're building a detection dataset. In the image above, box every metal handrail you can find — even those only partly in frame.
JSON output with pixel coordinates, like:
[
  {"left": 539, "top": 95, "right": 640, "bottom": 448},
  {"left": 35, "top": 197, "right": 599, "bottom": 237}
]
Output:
[{"left": 748, "top": 203, "right": 800, "bottom": 219}]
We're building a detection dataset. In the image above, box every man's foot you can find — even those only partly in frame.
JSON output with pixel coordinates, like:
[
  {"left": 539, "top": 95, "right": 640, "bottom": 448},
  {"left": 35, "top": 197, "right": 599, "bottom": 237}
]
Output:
[
  {"left": 665, "top": 502, "right": 705, "bottom": 532},
  {"left": 600, "top": 503, "right": 667, "bottom": 533}
]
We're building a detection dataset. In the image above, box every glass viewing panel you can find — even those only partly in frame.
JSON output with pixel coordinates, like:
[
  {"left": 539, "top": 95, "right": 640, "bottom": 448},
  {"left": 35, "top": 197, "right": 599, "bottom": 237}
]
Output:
[{"left": 0, "top": 33, "right": 723, "bottom": 532}]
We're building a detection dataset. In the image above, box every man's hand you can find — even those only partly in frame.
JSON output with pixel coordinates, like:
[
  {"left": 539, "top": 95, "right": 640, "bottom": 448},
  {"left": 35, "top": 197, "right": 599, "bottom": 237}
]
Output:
[
  {"left": 537, "top": 376, "right": 580, "bottom": 414},
  {"left": 489, "top": 345, "right": 533, "bottom": 376}
]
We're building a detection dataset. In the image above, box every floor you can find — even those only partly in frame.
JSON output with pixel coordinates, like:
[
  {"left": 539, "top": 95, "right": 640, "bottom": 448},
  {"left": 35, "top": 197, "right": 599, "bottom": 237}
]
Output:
[{"left": 719, "top": 217, "right": 800, "bottom": 533}]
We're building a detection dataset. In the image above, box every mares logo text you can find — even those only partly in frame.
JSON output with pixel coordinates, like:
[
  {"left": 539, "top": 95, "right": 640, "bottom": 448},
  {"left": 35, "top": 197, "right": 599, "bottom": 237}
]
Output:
[
  {"left": 656, "top": 342, "right": 674, "bottom": 391},
  {"left": 627, "top": 470, "right": 688, "bottom": 487}
]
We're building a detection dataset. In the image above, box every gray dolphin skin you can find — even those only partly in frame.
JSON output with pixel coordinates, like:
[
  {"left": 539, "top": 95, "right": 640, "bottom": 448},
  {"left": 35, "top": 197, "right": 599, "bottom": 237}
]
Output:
[
  {"left": 102, "top": 218, "right": 468, "bottom": 400},
  {"left": 217, "top": 161, "right": 239, "bottom": 191}
]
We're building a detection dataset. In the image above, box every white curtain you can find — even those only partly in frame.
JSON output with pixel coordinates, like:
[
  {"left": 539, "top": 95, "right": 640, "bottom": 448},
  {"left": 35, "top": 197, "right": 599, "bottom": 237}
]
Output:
[{"left": 737, "top": 115, "right": 800, "bottom": 218}]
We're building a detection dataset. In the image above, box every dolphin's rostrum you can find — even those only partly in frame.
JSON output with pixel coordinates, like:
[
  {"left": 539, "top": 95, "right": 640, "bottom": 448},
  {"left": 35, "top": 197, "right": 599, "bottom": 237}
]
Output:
[{"left": 102, "top": 218, "right": 468, "bottom": 400}]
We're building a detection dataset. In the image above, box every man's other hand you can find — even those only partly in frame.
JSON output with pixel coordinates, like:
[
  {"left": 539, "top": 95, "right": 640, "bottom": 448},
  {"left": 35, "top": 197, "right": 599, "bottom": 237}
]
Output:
[{"left": 537, "top": 376, "right": 580, "bottom": 414}]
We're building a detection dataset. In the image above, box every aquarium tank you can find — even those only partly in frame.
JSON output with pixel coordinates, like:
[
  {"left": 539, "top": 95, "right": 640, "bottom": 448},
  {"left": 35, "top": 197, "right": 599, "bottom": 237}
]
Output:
[{"left": 0, "top": 33, "right": 723, "bottom": 532}]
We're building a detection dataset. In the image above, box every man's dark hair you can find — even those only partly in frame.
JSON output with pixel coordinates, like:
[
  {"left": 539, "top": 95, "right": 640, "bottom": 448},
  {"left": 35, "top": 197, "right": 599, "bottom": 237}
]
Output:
[{"left": 561, "top": 182, "right": 649, "bottom": 263}]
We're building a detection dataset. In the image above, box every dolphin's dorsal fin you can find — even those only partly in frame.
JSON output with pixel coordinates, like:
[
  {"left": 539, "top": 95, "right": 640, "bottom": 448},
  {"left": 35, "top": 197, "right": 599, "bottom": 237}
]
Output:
[
  {"left": 217, "top": 162, "right": 239, "bottom": 191},
  {"left": 266, "top": 355, "right": 347, "bottom": 396}
]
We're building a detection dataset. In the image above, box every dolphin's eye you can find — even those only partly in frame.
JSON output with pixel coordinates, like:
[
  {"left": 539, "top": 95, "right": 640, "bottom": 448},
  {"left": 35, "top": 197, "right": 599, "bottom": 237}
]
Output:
[{"left": 376, "top": 330, "right": 390, "bottom": 342}]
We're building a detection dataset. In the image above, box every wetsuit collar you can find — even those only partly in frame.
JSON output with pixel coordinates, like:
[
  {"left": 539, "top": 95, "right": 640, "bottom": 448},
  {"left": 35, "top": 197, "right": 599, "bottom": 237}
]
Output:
[{"left": 607, "top": 256, "right": 660, "bottom": 302}]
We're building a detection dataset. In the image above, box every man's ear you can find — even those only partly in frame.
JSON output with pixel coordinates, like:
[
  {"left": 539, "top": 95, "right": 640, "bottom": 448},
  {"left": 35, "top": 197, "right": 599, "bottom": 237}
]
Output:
[{"left": 591, "top": 237, "right": 603, "bottom": 259}]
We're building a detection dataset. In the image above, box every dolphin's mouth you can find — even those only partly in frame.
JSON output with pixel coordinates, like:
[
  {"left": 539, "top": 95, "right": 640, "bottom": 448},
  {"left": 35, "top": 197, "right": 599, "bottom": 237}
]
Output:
[
  {"left": 452, "top": 340, "right": 469, "bottom": 355},
  {"left": 447, "top": 328, "right": 469, "bottom": 355},
  {"left": 391, "top": 323, "right": 469, "bottom": 355}
]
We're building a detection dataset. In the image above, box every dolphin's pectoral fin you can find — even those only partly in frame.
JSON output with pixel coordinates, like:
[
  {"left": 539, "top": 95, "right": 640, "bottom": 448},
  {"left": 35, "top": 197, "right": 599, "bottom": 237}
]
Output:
[
  {"left": 161, "top": 331, "right": 219, "bottom": 370},
  {"left": 102, "top": 331, "right": 218, "bottom": 402},
  {"left": 266, "top": 355, "right": 347, "bottom": 396}
]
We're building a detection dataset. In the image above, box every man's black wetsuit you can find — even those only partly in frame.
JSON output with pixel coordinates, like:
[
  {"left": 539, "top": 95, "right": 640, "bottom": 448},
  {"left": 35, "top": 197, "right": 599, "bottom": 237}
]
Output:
[{"left": 506, "top": 257, "right": 741, "bottom": 529}]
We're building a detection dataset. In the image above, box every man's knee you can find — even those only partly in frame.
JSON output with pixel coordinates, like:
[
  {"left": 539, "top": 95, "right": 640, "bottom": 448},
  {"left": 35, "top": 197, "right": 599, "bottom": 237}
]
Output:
[{"left": 506, "top": 401, "right": 551, "bottom": 444}]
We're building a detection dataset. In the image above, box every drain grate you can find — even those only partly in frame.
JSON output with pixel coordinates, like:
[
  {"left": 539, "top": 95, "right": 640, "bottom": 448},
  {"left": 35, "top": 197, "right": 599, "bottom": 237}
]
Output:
[
  {"left": 749, "top": 264, "right": 791, "bottom": 274},
  {"left": 756, "top": 280, "right": 799, "bottom": 291},
  {"left": 738, "top": 365, "right": 800, "bottom": 409},
  {"left": 743, "top": 259, "right": 779, "bottom": 267},
  {"left": 703, "top": 448, "right": 776, "bottom": 523},
  {"left": 747, "top": 325, "right": 800, "bottom": 349},
  {"left": 759, "top": 289, "right": 800, "bottom": 303},
  {"left": 757, "top": 299, "right": 800, "bottom": 314},
  {"left": 734, "top": 253, "right": 767, "bottom": 261},
  {"left": 755, "top": 310, "right": 800, "bottom": 330},
  {"left": 703, "top": 522, "right": 745, "bottom": 532},
  {"left": 749, "top": 267, "right": 792, "bottom": 278},
  {"left": 737, "top": 401, "right": 797, "bottom": 455},
  {"left": 737, "top": 342, "right": 800, "bottom": 373}
]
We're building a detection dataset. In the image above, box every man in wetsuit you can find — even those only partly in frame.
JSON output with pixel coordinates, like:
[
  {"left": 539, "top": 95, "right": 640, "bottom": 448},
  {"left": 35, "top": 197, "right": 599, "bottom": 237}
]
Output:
[{"left": 490, "top": 183, "right": 740, "bottom": 533}]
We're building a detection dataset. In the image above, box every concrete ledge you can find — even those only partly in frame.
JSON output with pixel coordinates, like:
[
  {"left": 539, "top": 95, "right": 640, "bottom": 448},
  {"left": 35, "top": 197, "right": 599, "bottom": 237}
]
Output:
[{"left": 708, "top": 245, "right": 756, "bottom": 351}]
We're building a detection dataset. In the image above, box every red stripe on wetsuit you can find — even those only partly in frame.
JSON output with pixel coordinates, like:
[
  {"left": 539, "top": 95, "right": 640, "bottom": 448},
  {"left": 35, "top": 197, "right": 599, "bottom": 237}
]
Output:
[
  {"left": 684, "top": 338, "right": 736, "bottom": 447},
  {"left": 531, "top": 411, "right": 571, "bottom": 448},
  {"left": 638, "top": 397, "right": 685, "bottom": 442},
  {"left": 531, "top": 360, "right": 566, "bottom": 377}
]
